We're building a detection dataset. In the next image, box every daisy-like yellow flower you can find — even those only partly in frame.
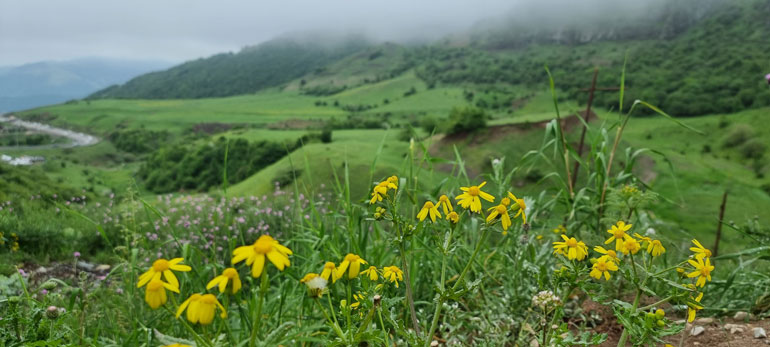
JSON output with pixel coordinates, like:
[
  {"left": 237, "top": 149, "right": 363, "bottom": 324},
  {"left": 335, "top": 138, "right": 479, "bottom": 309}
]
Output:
[
  {"left": 369, "top": 185, "right": 388, "bottom": 204},
  {"left": 360, "top": 266, "right": 379, "bottom": 281},
  {"left": 382, "top": 265, "right": 404, "bottom": 288},
  {"left": 647, "top": 239, "right": 666, "bottom": 257},
  {"left": 552, "top": 225, "right": 567, "bottom": 234},
  {"left": 455, "top": 181, "right": 495, "bottom": 213},
  {"left": 386, "top": 176, "right": 399, "bottom": 189},
  {"left": 687, "top": 256, "right": 714, "bottom": 287},
  {"left": 508, "top": 192, "right": 527, "bottom": 224},
  {"left": 320, "top": 261, "right": 342, "bottom": 283},
  {"left": 137, "top": 258, "right": 191, "bottom": 289},
  {"left": 619, "top": 237, "right": 641, "bottom": 255},
  {"left": 605, "top": 221, "right": 632, "bottom": 251},
  {"left": 486, "top": 203, "right": 512, "bottom": 231},
  {"left": 589, "top": 256, "right": 619, "bottom": 280},
  {"left": 690, "top": 239, "right": 712, "bottom": 259},
  {"left": 593, "top": 246, "right": 620, "bottom": 262},
  {"left": 232, "top": 235, "right": 292, "bottom": 278},
  {"left": 176, "top": 293, "right": 226, "bottom": 325},
  {"left": 144, "top": 278, "right": 179, "bottom": 309},
  {"left": 553, "top": 235, "right": 588, "bottom": 261},
  {"left": 206, "top": 268, "right": 242, "bottom": 294},
  {"left": 338, "top": 253, "right": 367, "bottom": 279},
  {"left": 438, "top": 195, "right": 453, "bottom": 215},
  {"left": 446, "top": 211, "right": 459, "bottom": 223},
  {"left": 687, "top": 292, "right": 704, "bottom": 322},
  {"left": 417, "top": 201, "right": 441, "bottom": 222},
  {"left": 633, "top": 233, "right": 652, "bottom": 246}
]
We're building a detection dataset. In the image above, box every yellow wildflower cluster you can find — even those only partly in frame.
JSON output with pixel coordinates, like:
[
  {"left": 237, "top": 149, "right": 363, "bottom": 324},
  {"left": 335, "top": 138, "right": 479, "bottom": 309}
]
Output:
[
  {"left": 552, "top": 221, "right": 670, "bottom": 281},
  {"left": 136, "top": 234, "right": 293, "bottom": 326},
  {"left": 686, "top": 239, "right": 714, "bottom": 322},
  {"left": 413, "top": 182, "right": 526, "bottom": 232},
  {"left": 302, "top": 253, "right": 404, "bottom": 294},
  {"left": 369, "top": 176, "right": 398, "bottom": 204}
]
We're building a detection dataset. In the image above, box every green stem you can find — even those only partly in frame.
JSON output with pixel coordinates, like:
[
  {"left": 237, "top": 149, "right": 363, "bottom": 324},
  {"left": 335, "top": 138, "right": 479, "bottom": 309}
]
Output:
[
  {"left": 378, "top": 308, "right": 390, "bottom": 347},
  {"left": 315, "top": 298, "right": 347, "bottom": 341},
  {"left": 639, "top": 296, "right": 674, "bottom": 311},
  {"left": 616, "top": 289, "right": 642, "bottom": 347},
  {"left": 424, "top": 226, "right": 454, "bottom": 346},
  {"left": 618, "top": 252, "right": 643, "bottom": 347},
  {"left": 249, "top": 271, "right": 270, "bottom": 347},
  {"left": 164, "top": 304, "right": 211, "bottom": 347},
  {"left": 399, "top": 237, "right": 420, "bottom": 334},
  {"left": 327, "top": 290, "right": 339, "bottom": 325},
  {"left": 451, "top": 227, "right": 489, "bottom": 292}
]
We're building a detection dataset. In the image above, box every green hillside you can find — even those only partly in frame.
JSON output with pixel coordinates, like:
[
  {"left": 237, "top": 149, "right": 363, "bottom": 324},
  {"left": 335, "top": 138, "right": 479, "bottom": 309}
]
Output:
[
  {"left": 89, "top": 36, "right": 370, "bottom": 99},
  {"left": 85, "top": 0, "right": 770, "bottom": 118}
]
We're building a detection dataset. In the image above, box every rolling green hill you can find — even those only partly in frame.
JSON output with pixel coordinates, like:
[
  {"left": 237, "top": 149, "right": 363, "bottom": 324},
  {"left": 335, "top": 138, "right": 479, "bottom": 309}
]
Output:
[
  {"left": 85, "top": 0, "right": 770, "bottom": 118},
  {"left": 88, "top": 36, "right": 370, "bottom": 99}
]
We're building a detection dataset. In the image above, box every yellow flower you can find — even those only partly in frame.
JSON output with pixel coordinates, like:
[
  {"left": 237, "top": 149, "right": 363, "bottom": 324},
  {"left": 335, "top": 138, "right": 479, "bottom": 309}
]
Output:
[
  {"left": 338, "top": 253, "right": 367, "bottom": 279},
  {"left": 137, "top": 258, "right": 191, "bottom": 289},
  {"left": 382, "top": 266, "right": 404, "bottom": 288},
  {"left": 552, "top": 225, "right": 567, "bottom": 234},
  {"left": 360, "top": 266, "right": 379, "bottom": 281},
  {"left": 350, "top": 293, "right": 364, "bottom": 309},
  {"left": 486, "top": 203, "right": 512, "bottom": 231},
  {"left": 446, "top": 211, "right": 459, "bottom": 223},
  {"left": 619, "top": 237, "right": 641, "bottom": 255},
  {"left": 690, "top": 239, "right": 712, "bottom": 259},
  {"left": 455, "top": 181, "right": 495, "bottom": 213},
  {"left": 232, "top": 235, "right": 292, "bottom": 278},
  {"left": 687, "top": 256, "right": 714, "bottom": 287},
  {"left": 369, "top": 185, "right": 388, "bottom": 204},
  {"left": 417, "top": 201, "right": 441, "bottom": 222},
  {"left": 687, "top": 292, "right": 704, "bottom": 322},
  {"left": 593, "top": 246, "right": 620, "bottom": 262},
  {"left": 386, "top": 176, "right": 399, "bottom": 189},
  {"left": 553, "top": 235, "right": 588, "bottom": 261},
  {"left": 144, "top": 278, "right": 179, "bottom": 309},
  {"left": 605, "top": 221, "right": 632, "bottom": 251},
  {"left": 647, "top": 239, "right": 666, "bottom": 257},
  {"left": 633, "top": 233, "right": 652, "bottom": 246},
  {"left": 321, "top": 261, "right": 342, "bottom": 283},
  {"left": 438, "top": 195, "right": 454, "bottom": 215},
  {"left": 507, "top": 192, "right": 527, "bottom": 224},
  {"left": 206, "top": 268, "right": 242, "bottom": 294},
  {"left": 589, "top": 256, "right": 619, "bottom": 280},
  {"left": 176, "top": 293, "right": 226, "bottom": 325}
]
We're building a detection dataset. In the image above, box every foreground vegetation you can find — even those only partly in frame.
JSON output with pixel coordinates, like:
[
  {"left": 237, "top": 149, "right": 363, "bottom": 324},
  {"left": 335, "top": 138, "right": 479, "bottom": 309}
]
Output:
[{"left": 2, "top": 68, "right": 769, "bottom": 345}]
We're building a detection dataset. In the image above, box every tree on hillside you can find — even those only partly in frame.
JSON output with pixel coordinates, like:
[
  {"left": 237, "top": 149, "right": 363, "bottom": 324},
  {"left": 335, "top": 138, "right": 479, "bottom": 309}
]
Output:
[{"left": 447, "top": 107, "right": 487, "bottom": 134}]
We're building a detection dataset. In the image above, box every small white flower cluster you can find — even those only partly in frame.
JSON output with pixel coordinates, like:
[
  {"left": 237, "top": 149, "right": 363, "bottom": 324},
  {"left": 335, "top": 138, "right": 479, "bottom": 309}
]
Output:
[{"left": 531, "top": 290, "right": 561, "bottom": 310}]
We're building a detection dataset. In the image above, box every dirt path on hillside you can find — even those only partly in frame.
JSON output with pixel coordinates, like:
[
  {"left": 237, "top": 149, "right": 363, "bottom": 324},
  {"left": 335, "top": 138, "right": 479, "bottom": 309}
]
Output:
[{"left": 0, "top": 114, "right": 99, "bottom": 149}]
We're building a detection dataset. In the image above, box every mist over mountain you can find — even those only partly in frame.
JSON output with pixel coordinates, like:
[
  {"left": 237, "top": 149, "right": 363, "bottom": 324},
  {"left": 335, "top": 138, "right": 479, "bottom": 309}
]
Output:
[{"left": 0, "top": 58, "right": 173, "bottom": 112}]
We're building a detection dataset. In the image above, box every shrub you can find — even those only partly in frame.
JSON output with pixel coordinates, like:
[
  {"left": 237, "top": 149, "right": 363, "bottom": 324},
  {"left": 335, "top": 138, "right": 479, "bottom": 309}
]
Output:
[
  {"left": 722, "top": 124, "right": 754, "bottom": 148},
  {"left": 741, "top": 139, "right": 766, "bottom": 159},
  {"left": 447, "top": 106, "right": 487, "bottom": 134}
]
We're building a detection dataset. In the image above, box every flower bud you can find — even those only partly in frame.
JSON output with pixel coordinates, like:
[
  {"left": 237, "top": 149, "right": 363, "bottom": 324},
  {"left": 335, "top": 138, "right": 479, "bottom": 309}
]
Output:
[{"left": 46, "top": 306, "right": 59, "bottom": 319}]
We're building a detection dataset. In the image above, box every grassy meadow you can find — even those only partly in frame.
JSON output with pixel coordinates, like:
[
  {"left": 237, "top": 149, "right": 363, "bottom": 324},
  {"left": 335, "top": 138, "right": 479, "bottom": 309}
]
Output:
[{"left": 2, "top": 66, "right": 770, "bottom": 346}]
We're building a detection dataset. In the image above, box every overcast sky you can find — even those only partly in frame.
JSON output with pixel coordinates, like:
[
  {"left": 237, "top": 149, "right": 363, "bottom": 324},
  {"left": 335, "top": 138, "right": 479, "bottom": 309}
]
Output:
[{"left": 0, "top": 0, "right": 519, "bottom": 66}]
